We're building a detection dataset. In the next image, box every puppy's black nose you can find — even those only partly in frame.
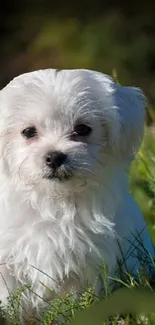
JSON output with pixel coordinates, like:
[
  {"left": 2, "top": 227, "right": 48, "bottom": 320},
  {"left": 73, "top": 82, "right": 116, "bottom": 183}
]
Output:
[{"left": 45, "top": 151, "right": 67, "bottom": 169}]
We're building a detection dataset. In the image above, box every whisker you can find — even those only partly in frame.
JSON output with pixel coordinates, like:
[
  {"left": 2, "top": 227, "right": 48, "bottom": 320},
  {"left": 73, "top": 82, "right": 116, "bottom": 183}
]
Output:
[
  {"left": 18, "top": 156, "right": 29, "bottom": 183},
  {"left": 79, "top": 166, "right": 96, "bottom": 176}
]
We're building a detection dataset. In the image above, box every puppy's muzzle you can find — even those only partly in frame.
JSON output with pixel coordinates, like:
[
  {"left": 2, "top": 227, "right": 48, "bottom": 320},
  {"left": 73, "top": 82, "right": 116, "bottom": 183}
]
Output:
[
  {"left": 45, "top": 151, "right": 67, "bottom": 169},
  {"left": 44, "top": 151, "right": 72, "bottom": 181}
]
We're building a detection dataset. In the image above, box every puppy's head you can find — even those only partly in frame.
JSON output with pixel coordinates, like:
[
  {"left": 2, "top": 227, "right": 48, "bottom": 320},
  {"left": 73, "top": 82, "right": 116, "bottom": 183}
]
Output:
[{"left": 0, "top": 69, "right": 145, "bottom": 195}]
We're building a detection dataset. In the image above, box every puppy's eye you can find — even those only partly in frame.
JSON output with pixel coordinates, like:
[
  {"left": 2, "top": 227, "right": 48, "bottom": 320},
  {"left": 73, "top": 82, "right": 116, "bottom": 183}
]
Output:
[
  {"left": 74, "top": 124, "right": 92, "bottom": 136},
  {"left": 21, "top": 127, "right": 37, "bottom": 139}
]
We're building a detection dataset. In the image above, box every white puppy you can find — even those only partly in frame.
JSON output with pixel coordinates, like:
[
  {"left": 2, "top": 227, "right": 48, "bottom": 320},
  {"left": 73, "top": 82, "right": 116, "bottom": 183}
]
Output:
[{"left": 0, "top": 69, "right": 153, "bottom": 314}]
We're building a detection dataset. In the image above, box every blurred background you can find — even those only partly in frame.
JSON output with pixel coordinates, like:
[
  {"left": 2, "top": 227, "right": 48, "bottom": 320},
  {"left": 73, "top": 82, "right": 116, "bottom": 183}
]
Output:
[
  {"left": 1, "top": 0, "right": 155, "bottom": 112},
  {"left": 1, "top": 0, "right": 155, "bottom": 237}
]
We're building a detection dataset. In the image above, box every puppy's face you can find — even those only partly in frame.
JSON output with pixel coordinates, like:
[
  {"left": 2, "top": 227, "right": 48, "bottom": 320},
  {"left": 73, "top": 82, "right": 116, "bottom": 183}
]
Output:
[{"left": 0, "top": 69, "right": 145, "bottom": 195}]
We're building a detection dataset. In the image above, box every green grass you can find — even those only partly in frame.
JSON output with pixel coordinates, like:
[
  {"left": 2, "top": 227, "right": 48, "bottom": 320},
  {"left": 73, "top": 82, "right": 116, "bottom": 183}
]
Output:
[
  {"left": 130, "top": 128, "right": 155, "bottom": 239},
  {"left": 1, "top": 128, "right": 155, "bottom": 325}
]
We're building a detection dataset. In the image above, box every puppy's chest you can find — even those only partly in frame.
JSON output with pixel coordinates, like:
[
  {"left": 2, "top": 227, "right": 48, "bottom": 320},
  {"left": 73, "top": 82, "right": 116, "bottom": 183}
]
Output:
[
  {"left": 10, "top": 223, "right": 116, "bottom": 295},
  {"left": 1, "top": 200, "right": 117, "bottom": 292},
  {"left": 5, "top": 220, "right": 99, "bottom": 285}
]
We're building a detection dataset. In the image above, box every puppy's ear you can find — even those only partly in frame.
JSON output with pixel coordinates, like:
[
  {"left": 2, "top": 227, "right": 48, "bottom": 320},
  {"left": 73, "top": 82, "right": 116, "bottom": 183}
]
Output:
[
  {"left": 112, "top": 84, "right": 146, "bottom": 162},
  {"left": 93, "top": 72, "right": 146, "bottom": 163}
]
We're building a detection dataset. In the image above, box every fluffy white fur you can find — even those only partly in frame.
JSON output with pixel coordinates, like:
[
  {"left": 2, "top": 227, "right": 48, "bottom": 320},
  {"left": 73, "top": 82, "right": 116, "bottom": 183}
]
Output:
[{"left": 0, "top": 69, "right": 153, "bottom": 315}]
